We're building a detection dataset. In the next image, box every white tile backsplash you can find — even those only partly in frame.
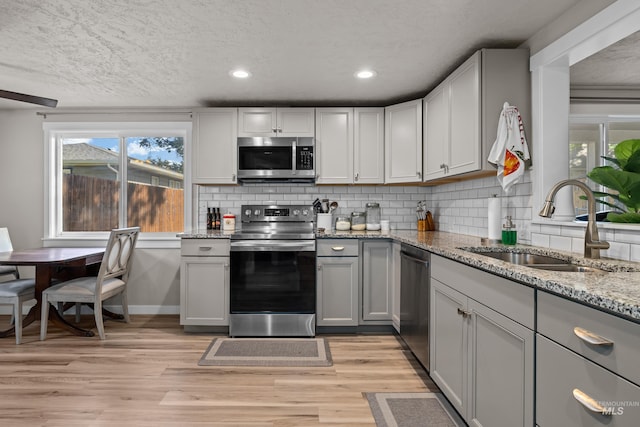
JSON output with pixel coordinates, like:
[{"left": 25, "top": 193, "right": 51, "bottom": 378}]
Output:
[
  {"left": 196, "top": 167, "right": 640, "bottom": 261},
  {"left": 198, "top": 184, "right": 429, "bottom": 230}
]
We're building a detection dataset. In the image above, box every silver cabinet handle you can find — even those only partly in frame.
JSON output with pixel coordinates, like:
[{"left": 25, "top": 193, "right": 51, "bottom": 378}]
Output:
[
  {"left": 457, "top": 308, "right": 471, "bottom": 318},
  {"left": 272, "top": 128, "right": 277, "bottom": 133},
  {"left": 317, "top": 264, "right": 322, "bottom": 271},
  {"left": 331, "top": 246, "right": 345, "bottom": 251},
  {"left": 572, "top": 389, "right": 609, "bottom": 415},
  {"left": 232, "top": 174, "right": 236, "bottom": 181},
  {"left": 199, "top": 247, "right": 212, "bottom": 251},
  {"left": 417, "top": 171, "right": 422, "bottom": 179},
  {"left": 354, "top": 173, "right": 359, "bottom": 181},
  {"left": 574, "top": 327, "right": 614, "bottom": 346}
]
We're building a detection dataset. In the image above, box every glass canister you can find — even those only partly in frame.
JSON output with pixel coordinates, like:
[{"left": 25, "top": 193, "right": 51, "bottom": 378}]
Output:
[
  {"left": 335, "top": 216, "right": 351, "bottom": 231},
  {"left": 350, "top": 212, "right": 366, "bottom": 231},
  {"left": 366, "top": 202, "right": 381, "bottom": 230}
]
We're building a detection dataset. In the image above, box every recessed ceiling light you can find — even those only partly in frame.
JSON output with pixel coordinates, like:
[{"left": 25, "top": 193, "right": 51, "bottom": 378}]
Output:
[
  {"left": 230, "top": 69, "right": 251, "bottom": 78},
  {"left": 355, "top": 70, "right": 376, "bottom": 79}
]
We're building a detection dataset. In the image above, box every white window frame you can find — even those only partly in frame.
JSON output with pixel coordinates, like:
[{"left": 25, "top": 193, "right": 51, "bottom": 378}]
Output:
[{"left": 43, "top": 121, "right": 192, "bottom": 247}]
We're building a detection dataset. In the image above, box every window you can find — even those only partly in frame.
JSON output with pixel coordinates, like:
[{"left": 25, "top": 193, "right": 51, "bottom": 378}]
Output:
[
  {"left": 45, "top": 122, "right": 190, "bottom": 238},
  {"left": 569, "top": 118, "right": 640, "bottom": 216}
]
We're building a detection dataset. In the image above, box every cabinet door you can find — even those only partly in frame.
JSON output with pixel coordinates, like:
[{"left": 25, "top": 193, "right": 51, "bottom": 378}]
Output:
[
  {"left": 193, "top": 109, "right": 238, "bottom": 184},
  {"left": 180, "top": 256, "right": 229, "bottom": 325},
  {"left": 315, "top": 108, "right": 354, "bottom": 184},
  {"left": 468, "top": 299, "right": 534, "bottom": 427},
  {"left": 391, "top": 242, "right": 401, "bottom": 332},
  {"left": 354, "top": 107, "right": 384, "bottom": 183},
  {"left": 384, "top": 99, "right": 423, "bottom": 183},
  {"left": 430, "top": 278, "right": 468, "bottom": 416},
  {"left": 317, "top": 256, "right": 359, "bottom": 326},
  {"left": 277, "top": 108, "right": 315, "bottom": 137},
  {"left": 448, "top": 52, "right": 481, "bottom": 176},
  {"left": 361, "top": 240, "right": 392, "bottom": 322},
  {"left": 238, "top": 108, "right": 277, "bottom": 137},
  {"left": 423, "top": 84, "right": 448, "bottom": 181}
]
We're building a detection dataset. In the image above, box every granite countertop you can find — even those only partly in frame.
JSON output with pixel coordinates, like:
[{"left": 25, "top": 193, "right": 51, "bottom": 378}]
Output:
[{"left": 179, "top": 229, "right": 640, "bottom": 322}]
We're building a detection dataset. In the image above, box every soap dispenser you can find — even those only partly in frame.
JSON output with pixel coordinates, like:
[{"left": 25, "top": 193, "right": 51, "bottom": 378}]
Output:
[{"left": 502, "top": 215, "right": 517, "bottom": 245}]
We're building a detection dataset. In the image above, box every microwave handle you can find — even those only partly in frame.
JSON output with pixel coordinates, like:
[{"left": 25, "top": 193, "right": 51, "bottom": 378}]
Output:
[{"left": 292, "top": 140, "right": 297, "bottom": 174}]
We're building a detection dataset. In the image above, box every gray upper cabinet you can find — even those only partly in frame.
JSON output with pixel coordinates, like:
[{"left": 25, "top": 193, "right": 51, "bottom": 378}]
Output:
[
  {"left": 315, "top": 108, "right": 354, "bottom": 184},
  {"left": 315, "top": 107, "right": 384, "bottom": 184},
  {"left": 354, "top": 108, "right": 385, "bottom": 184},
  {"left": 385, "top": 99, "right": 423, "bottom": 183},
  {"left": 423, "top": 49, "right": 530, "bottom": 182},
  {"left": 192, "top": 108, "right": 238, "bottom": 184},
  {"left": 238, "top": 107, "right": 315, "bottom": 137}
]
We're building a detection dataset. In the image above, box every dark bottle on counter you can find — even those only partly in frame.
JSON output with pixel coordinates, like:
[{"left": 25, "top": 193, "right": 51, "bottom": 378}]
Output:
[
  {"left": 206, "top": 208, "right": 213, "bottom": 230},
  {"left": 215, "top": 207, "right": 221, "bottom": 230}
]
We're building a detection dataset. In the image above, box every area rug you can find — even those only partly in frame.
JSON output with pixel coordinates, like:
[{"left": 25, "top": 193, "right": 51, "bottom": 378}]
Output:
[
  {"left": 198, "top": 337, "right": 333, "bottom": 367},
  {"left": 364, "top": 392, "right": 466, "bottom": 427}
]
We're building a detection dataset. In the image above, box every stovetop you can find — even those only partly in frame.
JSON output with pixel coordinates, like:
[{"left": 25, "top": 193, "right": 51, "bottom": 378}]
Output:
[{"left": 232, "top": 204, "right": 315, "bottom": 240}]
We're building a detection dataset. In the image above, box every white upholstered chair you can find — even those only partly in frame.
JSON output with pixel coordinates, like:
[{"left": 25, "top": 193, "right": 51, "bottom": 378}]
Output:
[
  {"left": 40, "top": 227, "right": 140, "bottom": 340},
  {"left": 0, "top": 227, "right": 20, "bottom": 279},
  {"left": 0, "top": 279, "right": 35, "bottom": 344},
  {"left": 0, "top": 227, "right": 35, "bottom": 344}
]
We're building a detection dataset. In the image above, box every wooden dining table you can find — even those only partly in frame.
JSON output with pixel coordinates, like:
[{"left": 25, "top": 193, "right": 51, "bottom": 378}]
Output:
[{"left": 0, "top": 247, "right": 106, "bottom": 338}]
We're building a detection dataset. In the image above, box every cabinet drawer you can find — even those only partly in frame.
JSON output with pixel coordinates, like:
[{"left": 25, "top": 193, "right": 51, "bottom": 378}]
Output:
[
  {"left": 538, "top": 291, "right": 640, "bottom": 385},
  {"left": 537, "top": 335, "right": 640, "bottom": 427},
  {"left": 317, "top": 239, "right": 359, "bottom": 257},
  {"left": 181, "top": 239, "right": 230, "bottom": 256},
  {"left": 431, "top": 255, "right": 534, "bottom": 329}
]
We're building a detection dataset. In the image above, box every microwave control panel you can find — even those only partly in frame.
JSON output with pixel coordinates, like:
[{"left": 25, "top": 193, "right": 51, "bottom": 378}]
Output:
[{"left": 297, "top": 146, "right": 314, "bottom": 170}]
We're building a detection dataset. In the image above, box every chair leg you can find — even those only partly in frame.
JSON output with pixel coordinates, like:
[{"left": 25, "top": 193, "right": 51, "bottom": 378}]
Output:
[
  {"left": 14, "top": 297, "right": 22, "bottom": 345},
  {"left": 75, "top": 302, "right": 81, "bottom": 323},
  {"left": 121, "top": 291, "right": 130, "bottom": 323},
  {"left": 40, "top": 295, "right": 50, "bottom": 340},
  {"left": 94, "top": 300, "right": 105, "bottom": 340}
]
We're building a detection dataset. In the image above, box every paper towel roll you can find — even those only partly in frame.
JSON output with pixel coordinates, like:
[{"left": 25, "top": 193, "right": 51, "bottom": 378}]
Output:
[{"left": 487, "top": 197, "right": 502, "bottom": 240}]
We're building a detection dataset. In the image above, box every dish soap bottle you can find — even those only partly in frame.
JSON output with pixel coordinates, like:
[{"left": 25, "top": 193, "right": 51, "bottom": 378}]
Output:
[{"left": 502, "top": 215, "right": 517, "bottom": 245}]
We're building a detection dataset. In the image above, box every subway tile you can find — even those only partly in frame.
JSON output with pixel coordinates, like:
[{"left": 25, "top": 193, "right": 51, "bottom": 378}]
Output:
[
  {"left": 549, "top": 235, "right": 572, "bottom": 252},
  {"left": 603, "top": 241, "right": 630, "bottom": 261},
  {"left": 530, "top": 233, "right": 550, "bottom": 248}
]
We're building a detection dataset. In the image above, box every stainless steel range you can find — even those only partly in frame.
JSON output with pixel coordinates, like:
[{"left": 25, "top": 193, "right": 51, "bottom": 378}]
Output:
[{"left": 229, "top": 204, "right": 316, "bottom": 337}]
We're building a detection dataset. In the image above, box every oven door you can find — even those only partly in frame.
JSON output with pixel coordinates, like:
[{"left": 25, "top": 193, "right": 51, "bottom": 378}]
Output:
[{"left": 230, "top": 240, "right": 316, "bottom": 314}]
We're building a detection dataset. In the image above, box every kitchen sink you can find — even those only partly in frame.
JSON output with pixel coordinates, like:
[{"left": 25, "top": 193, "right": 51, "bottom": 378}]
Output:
[
  {"left": 461, "top": 247, "right": 607, "bottom": 273},
  {"left": 469, "top": 251, "right": 568, "bottom": 265},
  {"left": 528, "top": 264, "right": 605, "bottom": 273}
]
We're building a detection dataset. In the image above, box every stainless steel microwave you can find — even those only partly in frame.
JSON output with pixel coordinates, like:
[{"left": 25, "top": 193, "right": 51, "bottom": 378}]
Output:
[{"left": 237, "top": 137, "right": 315, "bottom": 182}]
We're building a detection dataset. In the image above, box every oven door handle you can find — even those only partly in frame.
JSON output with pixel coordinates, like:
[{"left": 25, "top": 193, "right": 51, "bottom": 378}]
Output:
[{"left": 231, "top": 240, "right": 316, "bottom": 252}]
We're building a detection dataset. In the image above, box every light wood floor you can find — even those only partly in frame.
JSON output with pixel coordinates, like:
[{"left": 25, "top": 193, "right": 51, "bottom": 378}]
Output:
[{"left": 0, "top": 315, "right": 438, "bottom": 426}]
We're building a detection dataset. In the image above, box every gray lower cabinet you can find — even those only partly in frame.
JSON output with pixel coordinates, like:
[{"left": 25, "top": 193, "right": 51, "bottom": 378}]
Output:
[
  {"left": 536, "top": 291, "right": 640, "bottom": 426},
  {"left": 361, "top": 240, "right": 393, "bottom": 322},
  {"left": 180, "top": 239, "right": 230, "bottom": 326},
  {"left": 316, "top": 240, "right": 359, "bottom": 326},
  {"left": 430, "top": 255, "right": 534, "bottom": 427}
]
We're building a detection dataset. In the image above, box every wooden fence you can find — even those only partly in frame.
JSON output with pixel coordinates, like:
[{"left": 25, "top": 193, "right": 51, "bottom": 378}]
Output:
[{"left": 63, "top": 174, "right": 184, "bottom": 232}]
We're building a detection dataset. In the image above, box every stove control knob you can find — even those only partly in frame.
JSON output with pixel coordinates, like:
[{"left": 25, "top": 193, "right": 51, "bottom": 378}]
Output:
[
  {"left": 292, "top": 209, "right": 300, "bottom": 216},
  {"left": 254, "top": 209, "right": 261, "bottom": 216},
  {"left": 244, "top": 209, "right": 252, "bottom": 217},
  {"left": 302, "top": 209, "right": 309, "bottom": 216}
]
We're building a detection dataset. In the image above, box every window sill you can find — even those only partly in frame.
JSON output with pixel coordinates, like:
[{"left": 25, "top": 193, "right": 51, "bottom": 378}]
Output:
[{"left": 42, "top": 234, "right": 181, "bottom": 249}]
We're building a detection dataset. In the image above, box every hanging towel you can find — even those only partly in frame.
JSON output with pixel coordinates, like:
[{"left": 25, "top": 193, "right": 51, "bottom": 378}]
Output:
[{"left": 488, "top": 102, "right": 530, "bottom": 192}]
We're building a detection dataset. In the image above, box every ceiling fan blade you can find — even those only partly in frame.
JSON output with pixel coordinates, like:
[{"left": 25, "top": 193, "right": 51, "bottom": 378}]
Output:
[{"left": 0, "top": 89, "right": 58, "bottom": 107}]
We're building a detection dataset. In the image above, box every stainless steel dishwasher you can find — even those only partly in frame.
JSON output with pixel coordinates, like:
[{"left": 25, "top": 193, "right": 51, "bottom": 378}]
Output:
[{"left": 400, "top": 243, "right": 430, "bottom": 371}]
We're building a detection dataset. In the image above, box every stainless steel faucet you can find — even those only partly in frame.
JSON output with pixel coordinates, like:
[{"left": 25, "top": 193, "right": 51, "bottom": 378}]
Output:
[{"left": 539, "top": 179, "right": 610, "bottom": 259}]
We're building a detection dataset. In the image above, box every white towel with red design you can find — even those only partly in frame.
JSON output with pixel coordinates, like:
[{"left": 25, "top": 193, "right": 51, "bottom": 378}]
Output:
[{"left": 488, "top": 102, "right": 530, "bottom": 192}]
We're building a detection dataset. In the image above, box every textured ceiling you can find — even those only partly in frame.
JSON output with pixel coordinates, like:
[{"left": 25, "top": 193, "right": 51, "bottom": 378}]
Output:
[
  {"left": 0, "top": 0, "right": 583, "bottom": 110},
  {"left": 570, "top": 30, "right": 640, "bottom": 87}
]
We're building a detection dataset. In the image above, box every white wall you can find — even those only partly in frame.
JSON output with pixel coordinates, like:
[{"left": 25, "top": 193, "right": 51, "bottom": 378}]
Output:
[{"left": 0, "top": 109, "right": 181, "bottom": 314}]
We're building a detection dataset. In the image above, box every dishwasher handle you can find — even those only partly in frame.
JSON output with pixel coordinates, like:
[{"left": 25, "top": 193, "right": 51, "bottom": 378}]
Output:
[{"left": 400, "top": 251, "right": 429, "bottom": 267}]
